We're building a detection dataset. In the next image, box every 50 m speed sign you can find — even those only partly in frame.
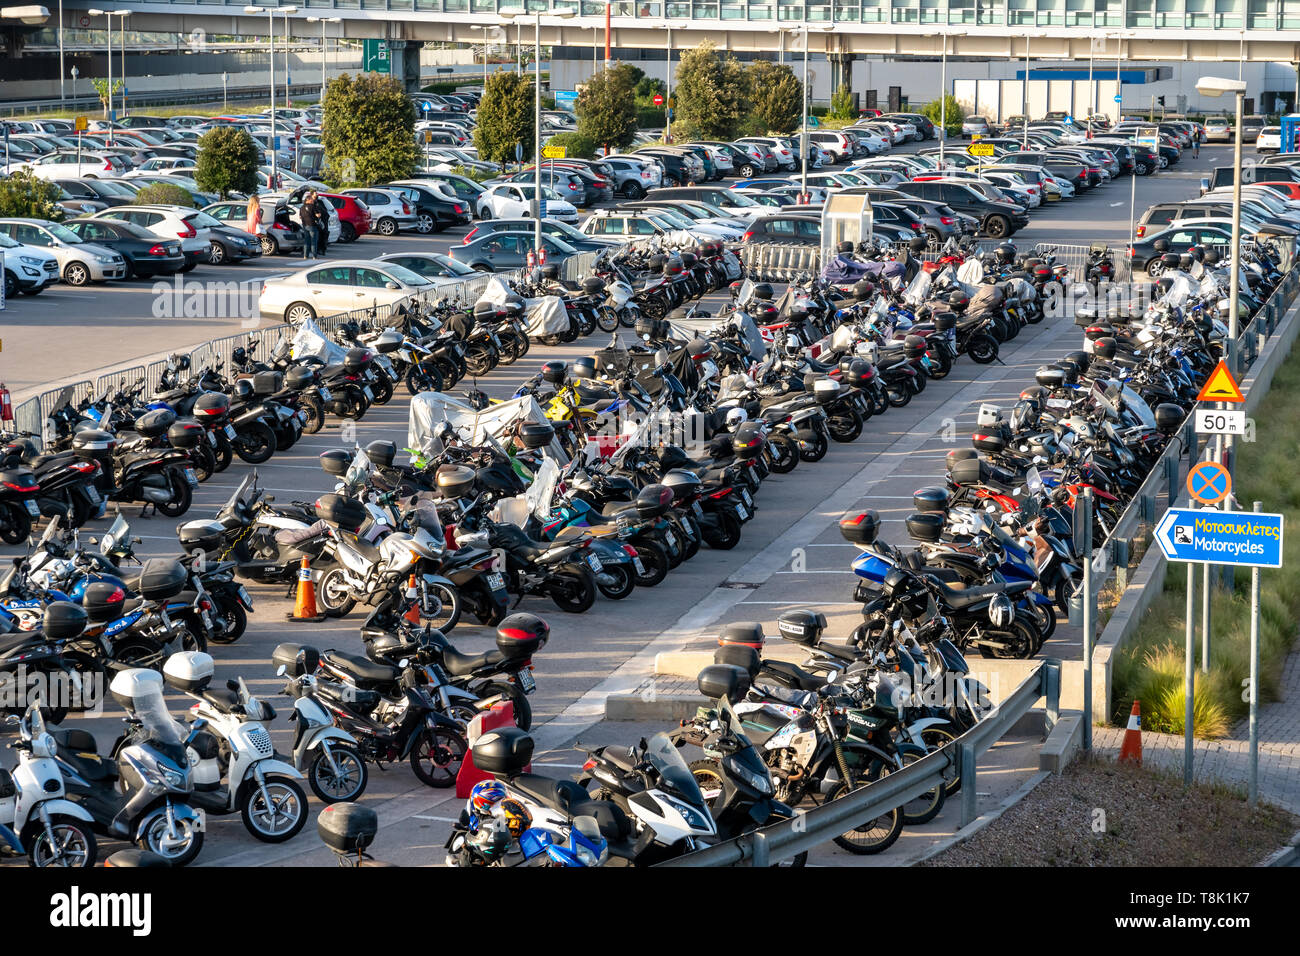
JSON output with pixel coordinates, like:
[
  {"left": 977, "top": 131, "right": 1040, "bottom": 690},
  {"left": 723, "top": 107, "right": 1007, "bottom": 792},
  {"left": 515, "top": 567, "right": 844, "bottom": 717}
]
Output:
[{"left": 1194, "top": 408, "right": 1246, "bottom": 435}]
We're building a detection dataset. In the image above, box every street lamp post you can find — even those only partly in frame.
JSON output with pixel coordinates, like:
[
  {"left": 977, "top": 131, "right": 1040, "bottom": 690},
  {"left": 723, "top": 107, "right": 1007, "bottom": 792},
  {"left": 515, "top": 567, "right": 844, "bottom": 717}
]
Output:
[
  {"left": 1022, "top": 33, "right": 1030, "bottom": 148},
  {"left": 119, "top": 12, "right": 128, "bottom": 117},
  {"left": 501, "top": 8, "right": 575, "bottom": 254},
  {"left": 306, "top": 17, "right": 340, "bottom": 101},
  {"left": 793, "top": 25, "right": 833, "bottom": 198},
  {"left": 926, "top": 31, "right": 949, "bottom": 165},
  {"left": 471, "top": 24, "right": 492, "bottom": 89},
  {"left": 87, "top": 9, "right": 129, "bottom": 138},
  {"left": 245, "top": 6, "right": 299, "bottom": 191},
  {"left": 58, "top": 0, "right": 64, "bottom": 106},
  {"left": 651, "top": 23, "right": 673, "bottom": 144},
  {"left": 283, "top": 8, "right": 294, "bottom": 110}
]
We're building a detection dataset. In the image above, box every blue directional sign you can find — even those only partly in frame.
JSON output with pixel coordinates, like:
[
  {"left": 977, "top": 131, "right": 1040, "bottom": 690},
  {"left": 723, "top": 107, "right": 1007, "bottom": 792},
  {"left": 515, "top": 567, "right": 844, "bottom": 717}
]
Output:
[
  {"left": 1113, "top": 94, "right": 1122, "bottom": 103},
  {"left": 421, "top": 101, "right": 433, "bottom": 113},
  {"left": 1155, "top": 508, "right": 1285, "bottom": 568}
]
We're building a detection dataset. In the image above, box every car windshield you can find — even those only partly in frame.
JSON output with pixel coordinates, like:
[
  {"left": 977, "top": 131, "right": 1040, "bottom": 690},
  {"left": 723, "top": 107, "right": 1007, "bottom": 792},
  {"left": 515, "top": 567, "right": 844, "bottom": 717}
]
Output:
[
  {"left": 720, "top": 190, "right": 758, "bottom": 207},
  {"left": 45, "top": 222, "right": 83, "bottom": 243},
  {"left": 185, "top": 211, "right": 222, "bottom": 228},
  {"left": 0, "top": 233, "right": 19, "bottom": 248},
  {"left": 649, "top": 210, "right": 693, "bottom": 228},
  {"left": 382, "top": 263, "right": 435, "bottom": 286},
  {"left": 404, "top": 253, "right": 475, "bottom": 277}
]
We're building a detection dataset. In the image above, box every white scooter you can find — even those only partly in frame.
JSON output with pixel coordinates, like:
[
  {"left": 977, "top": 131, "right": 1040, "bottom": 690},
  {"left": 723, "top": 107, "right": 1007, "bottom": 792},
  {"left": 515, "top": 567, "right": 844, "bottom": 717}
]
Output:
[
  {"left": 277, "top": 652, "right": 369, "bottom": 803},
  {"left": 162, "top": 651, "right": 309, "bottom": 843},
  {"left": 0, "top": 703, "right": 98, "bottom": 866}
]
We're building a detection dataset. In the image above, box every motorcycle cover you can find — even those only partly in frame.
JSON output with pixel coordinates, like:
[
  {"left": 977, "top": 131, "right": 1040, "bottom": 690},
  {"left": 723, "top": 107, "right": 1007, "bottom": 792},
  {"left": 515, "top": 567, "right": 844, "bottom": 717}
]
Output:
[
  {"left": 822, "top": 253, "right": 876, "bottom": 284},
  {"left": 289, "top": 317, "right": 351, "bottom": 365},
  {"left": 408, "top": 392, "right": 569, "bottom": 463},
  {"left": 477, "top": 275, "right": 568, "bottom": 337}
]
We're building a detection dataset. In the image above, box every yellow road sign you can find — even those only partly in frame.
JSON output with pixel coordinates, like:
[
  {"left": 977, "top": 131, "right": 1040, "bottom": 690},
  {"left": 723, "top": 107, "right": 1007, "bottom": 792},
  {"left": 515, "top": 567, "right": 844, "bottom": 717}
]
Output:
[
  {"left": 967, "top": 143, "right": 995, "bottom": 157},
  {"left": 74, "top": 115, "right": 88, "bottom": 132},
  {"left": 541, "top": 145, "right": 567, "bottom": 159},
  {"left": 1196, "top": 359, "right": 1245, "bottom": 403}
]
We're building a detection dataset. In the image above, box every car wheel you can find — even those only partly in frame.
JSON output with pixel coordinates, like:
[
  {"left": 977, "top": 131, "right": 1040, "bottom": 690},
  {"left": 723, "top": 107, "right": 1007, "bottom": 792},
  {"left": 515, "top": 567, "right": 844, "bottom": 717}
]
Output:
[
  {"left": 663, "top": 175, "right": 679, "bottom": 187},
  {"left": 478, "top": 204, "right": 493, "bottom": 220},
  {"left": 1145, "top": 259, "right": 1164, "bottom": 279},
  {"left": 416, "top": 212, "right": 436, "bottom": 234},
  {"left": 983, "top": 215, "right": 1010, "bottom": 239},
  {"left": 1159, "top": 155, "right": 1169, "bottom": 169},
  {"left": 2, "top": 271, "right": 17, "bottom": 298},
  {"left": 207, "top": 241, "right": 227, "bottom": 265},
  {"left": 340, "top": 222, "right": 357, "bottom": 242},
  {"left": 63, "top": 261, "right": 91, "bottom": 286},
  {"left": 259, "top": 234, "right": 278, "bottom": 255},
  {"left": 621, "top": 181, "right": 645, "bottom": 200},
  {"left": 285, "top": 301, "right": 316, "bottom": 322},
  {"left": 472, "top": 263, "right": 491, "bottom": 273},
  {"left": 377, "top": 217, "right": 398, "bottom": 236},
  {"left": 739, "top": 163, "right": 756, "bottom": 179}
]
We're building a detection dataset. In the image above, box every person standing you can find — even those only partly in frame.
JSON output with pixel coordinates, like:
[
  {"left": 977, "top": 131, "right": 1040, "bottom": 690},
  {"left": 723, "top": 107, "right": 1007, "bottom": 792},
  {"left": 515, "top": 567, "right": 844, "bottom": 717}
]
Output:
[
  {"left": 244, "top": 194, "right": 262, "bottom": 237},
  {"left": 311, "top": 191, "right": 330, "bottom": 256},
  {"left": 297, "top": 193, "right": 318, "bottom": 260}
]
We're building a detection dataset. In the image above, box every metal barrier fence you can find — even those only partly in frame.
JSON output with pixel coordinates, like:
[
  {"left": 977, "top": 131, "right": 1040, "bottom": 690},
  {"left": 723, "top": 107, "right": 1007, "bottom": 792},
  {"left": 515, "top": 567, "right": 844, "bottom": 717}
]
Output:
[
  {"left": 1033, "top": 241, "right": 1133, "bottom": 283},
  {"left": 659, "top": 659, "right": 1060, "bottom": 866},
  {"left": 740, "top": 243, "right": 823, "bottom": 284}
]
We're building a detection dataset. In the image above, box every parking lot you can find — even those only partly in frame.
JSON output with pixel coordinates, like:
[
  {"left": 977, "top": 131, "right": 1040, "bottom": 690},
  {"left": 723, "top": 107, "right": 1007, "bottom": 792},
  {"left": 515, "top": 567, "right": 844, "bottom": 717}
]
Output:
[{"left": 0, "top": 135, "right": 1234, "bottom": 865}]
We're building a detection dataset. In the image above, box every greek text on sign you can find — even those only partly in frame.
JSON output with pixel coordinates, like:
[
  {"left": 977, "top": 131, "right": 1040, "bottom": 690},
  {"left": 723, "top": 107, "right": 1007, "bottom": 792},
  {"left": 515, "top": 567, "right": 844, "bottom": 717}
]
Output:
[
  {"left": 1194, "top": 409, "right": 1246, "bottom": 435},
  {"left": 1196, "top": 359, "right": 1245, "bottom": 403},
  {"left": 967, "top": 143, "right": 996, "bottom": 157},
  {"left": 1155, "top": 508, "right": 1284, "bottom": 568}
]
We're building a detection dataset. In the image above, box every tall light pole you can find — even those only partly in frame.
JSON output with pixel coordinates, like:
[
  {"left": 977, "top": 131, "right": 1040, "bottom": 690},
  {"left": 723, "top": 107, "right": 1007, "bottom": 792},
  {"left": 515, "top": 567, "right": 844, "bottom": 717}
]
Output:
[
  {"left": 471, "top": 24, "right": 492, "bottom": 90},
  {"left": 1115, "top": 35, "right": 1123, "bottom": 123},
  {"left": 926, "top": 30, "right": 949, "bottom": 165},
  {"left": 1197, "top": 76, "right": 1246, "bottom": 379},
  {"left": 792, "top": 24, "right": 833, "bottom": 200},
  {"left": 245, "top": 6, "right": 299, "bottom": 190},
  {"left": 282, "top": 8, "right": 295, "bottom": 110},
  {"left": 501, "top": 8, "right": 575, "bottom": 254},
  {"left": 306, "top": 16, "right": 340, "bottom": 101},
  {"left": 652, "top": 23, "right": 673, "bottom": 144},
  {"left": 58, "top": 0, "right": 64, "bottom": 106},
  {"left": 1022, "top": 32, "right": 1031, "bottom": 148},
  {"left": 87, "top": 9, "right": 128, "bottom": 136},
  {"left": 118, "top": 11, "right": 128, "bottom": 117}
]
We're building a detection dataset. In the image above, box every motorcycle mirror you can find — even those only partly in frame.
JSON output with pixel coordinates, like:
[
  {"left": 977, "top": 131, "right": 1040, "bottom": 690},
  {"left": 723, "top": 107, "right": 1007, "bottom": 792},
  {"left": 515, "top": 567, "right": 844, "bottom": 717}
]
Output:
[
  {"left": 1013, "top": 486, "right": 1022, "bottom": 495},
  {"left": 276, "top": 664, "right": 287, "bottom": 677},
  {"left": 88, "top": 537, "right": 98, "bottom": 546},
  {"left": 985, "top": 503, "right": 997, "bottom": 513},
  {"left": 399, "top": 658, "right": 410, "bottom": 668}
]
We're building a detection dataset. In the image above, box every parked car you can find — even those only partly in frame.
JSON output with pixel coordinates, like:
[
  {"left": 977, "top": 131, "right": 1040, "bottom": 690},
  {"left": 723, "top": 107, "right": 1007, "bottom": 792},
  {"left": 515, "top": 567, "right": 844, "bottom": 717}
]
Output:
[
  {"left": 1256, "top": 126, "right": 1282, "bottom": 154},
  {"left": 318, "top": 192, "right": 371, "bottom": 242},
  {"left": 337, "top": 187, "right": 416, "bottom": 236},
  {"left": 739, "top": 212, "right": 823, "bottom": 246},
  {"left": 601, "top": 156, "right": 660, "bottom": 199},
  {"left": 52, "top": 177, "right": 136, "bottom": 207},
  {"left": 461, "top": 217, "right": 619, "bottom": 250},
  {"left": 897, "top": 180, "right": 1029, "bottom": 238},
  {"left": 375, "top": 252, "right": 481, "bottom": 284},
  {"left": 962, "top": 116, "right": 993, "bottom": 139},
  {"left": 17, "top": 149, "right": 129, "bottom": 179},
  {"left": 0, "top": 231, "right": 59, "bottom": 296},
  {"left": 386, "top": 180, "right": 474, "bottom": 233},
  {"left": 450, "top": 231, "right": 579, "bottom": 272},
  {"left": 1127, "top": 222, "right": 1235, "bottom": 276},
  {"left": 203, "top": 198, "right": 304, "bottom": 256},
  {"left": 258, "top": 260, "right": 440, "bottom": 322},
  {"left": 1203, "top": 115, "right": 1233, "bottom": 142},
  {"left": 90, "top": 204, "right": 211, "bottom": 270},
  {"left": 476, "top": 182, "right": 578, "bottom": 223},
  {"left": 62, "top": 217, "right": 187, "bottom": 277},
  {"left": 0, "top": 217, "right": 128, "bottom": 285}
]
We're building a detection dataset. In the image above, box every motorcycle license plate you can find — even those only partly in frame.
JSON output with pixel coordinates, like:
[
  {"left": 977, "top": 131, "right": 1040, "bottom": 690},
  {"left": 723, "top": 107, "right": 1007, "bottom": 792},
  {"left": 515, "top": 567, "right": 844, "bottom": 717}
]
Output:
[
  {"left": 663, "top": 531, "right": 677, "bottom": 548},
  {"left": 237, "top": 585, "right": 251, "bottom": 606},
  {"left": 318, "top": 388, "right": 332, "bottom": 402},
  {"left": 85, "top": 486, "right": 100, "bottom": 504},
  {"left": 692, "top": 500, "right": 704, "bottom": 518},
  {"left": 297, "top": 409, "right": 308, "bottom": 423},
  {"left": 517, "top": 669, "right": 536, "bottom": 692},
  {"left": 363, "top": 386, "right": 375, "bottom": 400},
  {"left": 1047, "top": 397, "right": 1071, "bottom": 409},
  {"left": 586, "top": 554, "right": 603, "bottom": 573},
  {"left": 486, "top": 573, "right": 506, "bottom": 592},
  {"left": 23, "top": 500, "right": 39, "bottom": 517},
  {"left": 735, "top": 503, "right": 749, "bottom": 520},
  {"left": 207, "top": 431, "right": 218, "bottom": 446},
  {"left": 201, "top": 610, "right": 212, "bottom": 630},
  {"left": 632, "top": 557, "right": 645, "bottom": 574},
  {"left": 740, "top": 488, "right": 753, "bottom": 508},
  {"left": 184, "top": 468, "right": 199, "bottom": 487},
  {"left": 224, "top": 424, "right": 237, "bottom": 439}
]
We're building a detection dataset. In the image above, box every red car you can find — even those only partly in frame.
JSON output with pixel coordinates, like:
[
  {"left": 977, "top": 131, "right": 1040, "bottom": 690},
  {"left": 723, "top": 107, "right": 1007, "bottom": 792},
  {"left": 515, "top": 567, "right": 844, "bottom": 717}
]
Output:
[{"left": 319, "top": 192, "right": 370, "bottom": 243}]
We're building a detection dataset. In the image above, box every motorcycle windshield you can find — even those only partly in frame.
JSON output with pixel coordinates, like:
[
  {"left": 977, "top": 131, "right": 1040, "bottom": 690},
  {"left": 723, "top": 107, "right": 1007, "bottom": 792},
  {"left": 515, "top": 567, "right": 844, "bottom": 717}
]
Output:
[
  {"left": 222, "top": 474, "right": 252, "bottom": 518},
  {"left": 134, "top": 679, "right": 185, "bottom": 751},
  {"left": 101, "top": 514, "right": 130, "bottom": 556},
  {"left": 645, "top": 732, "right": 706, "bottom": 807},
  {"left": 343, "top": 450, "right": 373, "bottom": 489}
]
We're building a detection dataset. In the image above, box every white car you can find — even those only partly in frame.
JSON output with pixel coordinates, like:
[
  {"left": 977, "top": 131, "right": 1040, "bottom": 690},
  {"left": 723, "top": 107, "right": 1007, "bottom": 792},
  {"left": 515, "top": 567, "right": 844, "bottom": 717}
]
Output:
[
  {"left": 16, "top": 150, "right": 129, "bottom": 179},
  {"left": 90, "top": 204, "right": 211, "bottom": 270},
  {"left": 258, "top": 259, "right": 440, "bottom": 322},
  {"left": 338, "top": 187, "right": 417, "bottom": 236},
  {"left": 980, "top": 171, "right": 1042, "bottom": 208},
  {"left": 0, "top": 218, "right": 127, "bottom": 285},
  {"left": 476, "top": 183, "right": 578, "bottom": 224},
  {"left": 264, "top": 190, "right": 342, "bottom": 244},
  {"left": 1256, "top": 126, "right": 1282, "bottom": 154},
  {"left": 0, "top": 231, "right": 60, "bottom": 296}
]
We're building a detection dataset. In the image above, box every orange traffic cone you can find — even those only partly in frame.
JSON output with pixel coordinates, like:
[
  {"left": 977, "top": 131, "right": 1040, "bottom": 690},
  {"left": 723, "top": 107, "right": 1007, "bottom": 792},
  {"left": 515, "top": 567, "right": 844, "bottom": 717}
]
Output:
[
  {"left": 286, "top": 556, "right": 325, "bottom": 623},
  {"left": 404, "top": 574, "right": 421, "bottom": 624},
  {"left": 1119, "top": 700, "right": 1142, "bottom": 765}
]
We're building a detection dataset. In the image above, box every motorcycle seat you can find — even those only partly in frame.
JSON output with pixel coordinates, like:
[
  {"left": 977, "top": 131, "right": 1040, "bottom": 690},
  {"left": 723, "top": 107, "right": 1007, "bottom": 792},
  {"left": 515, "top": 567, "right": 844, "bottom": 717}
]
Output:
[
  {"left": 598, "top": 745, "right": 640, "bottom": 774},
  {"left": 599, "top": 500, "right": 638, "bottom": 519},
  {"left": 274, "top": 519, "right": 329, "bottom": 547},
  {"left": 440, "top": 646, "right": 504, "bottom": 677},
  {"left": 814, "top": 641, "right": 861, "bottom": 662},
  {"left": 338, "top": 531, "right": 382, "bottom": 563},
  {"left": 509, "top": 772, "right": 594, "bottom": 815},
  {"left": 57, "top": 748, "right": 118, "bottom": 782},
  {"left": 201, "top": 686, "right": 241, "bottom": 714},
  {"left": 575, "top": 384, "right": 615, "bottom": 405},
  {"left": 323, "top": 651, "right": 400, "bottom": 686},
  {"left": 0, "top": 632, "right": 40, "bottom": 655},
  {"left": 931, "top": 580, "right": 1008, "bottom": 610},
  {"left": 759, "top": 659, "right": 825, "bottom": 692}
]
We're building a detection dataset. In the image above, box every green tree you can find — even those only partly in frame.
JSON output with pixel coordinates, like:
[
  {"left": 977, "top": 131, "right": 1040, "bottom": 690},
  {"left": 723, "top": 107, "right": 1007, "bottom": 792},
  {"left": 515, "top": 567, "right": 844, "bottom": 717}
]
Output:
[
  {"left": 544, "top": 132, "right": 597, "bottom": 159},
  {"left": 0, "top": 170, "right": 64, "bottom": 220},
  {"left": 672, "top": 41, "right": 749, "bottom": 141},
  {"left": 91, "top": 78, "right": 122, "bottom": 117},
  {"left": 194, "top": 127, "right": 260, "bottom": 199},
  {"left": 321, "top": 72, "right": 419, "bottom": 188},
  {"left": 829, "top": 84, "right": 856, "bottom": 122},
  {"left": 746, "top": 60, "right": 802, "bottom": 135},
  {"left": 133, "top": 183, "right": 196, "bottom": 207},
  {"left": 921, "top": 94, "right": 965, "bottom": 138},
  {"left": 474, "top": 69, "right": 536, "bottom": 166},
  {"left": 635, "top": 75, "right": 665, "bottom": 103},
  {"left": 576, "top": 66, "right": 638, "bottom": 152}
]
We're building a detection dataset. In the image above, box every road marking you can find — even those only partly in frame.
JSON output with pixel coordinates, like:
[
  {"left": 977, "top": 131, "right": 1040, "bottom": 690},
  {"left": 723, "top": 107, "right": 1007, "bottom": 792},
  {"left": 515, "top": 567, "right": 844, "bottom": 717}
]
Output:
[{"left": 412, "top": 815, "right": 460, "bottom": 823}]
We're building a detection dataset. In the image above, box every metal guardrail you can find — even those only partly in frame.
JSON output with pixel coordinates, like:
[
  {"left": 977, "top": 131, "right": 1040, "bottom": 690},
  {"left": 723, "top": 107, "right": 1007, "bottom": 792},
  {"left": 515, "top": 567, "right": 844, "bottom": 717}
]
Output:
[
  {"left": 659, "top": 659, "right": 1060, "bottom": 867},
  {"left": 1, "top": 82, "right": 325, "bottom": 118}
]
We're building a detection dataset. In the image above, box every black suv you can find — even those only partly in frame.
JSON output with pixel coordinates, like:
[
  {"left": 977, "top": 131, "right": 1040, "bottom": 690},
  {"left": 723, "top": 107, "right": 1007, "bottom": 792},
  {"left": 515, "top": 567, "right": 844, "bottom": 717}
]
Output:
[
  {"left": 386, "top": 180, "right": 473, "bottom": 233},
  {"left": 898, "top": 180, "right": 1029, "bottom": 238}
]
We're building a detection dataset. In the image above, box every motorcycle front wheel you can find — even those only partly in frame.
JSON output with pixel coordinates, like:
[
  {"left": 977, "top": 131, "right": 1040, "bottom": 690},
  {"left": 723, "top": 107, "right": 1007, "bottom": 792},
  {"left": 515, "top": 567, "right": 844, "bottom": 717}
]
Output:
[
  {"left": 549, "top": 566, "right": 597, "bottom": 613},
  {"left": 595, "top": 562, "right": 636, "bottom": 600},
  {"left": 308, "top": 744, "right": 369, "bottom": 803},
  {"left": 234, "top": 422, "right": 277, "bottom": 464},
  {"left": 137, "top": 814, "right": 204, "bottom": 866},
  {"left": 27, "top": 817, "right": 97, "bottom": 868},
  {"left": 0, "top": 501, "right": 32, "bottom": 545},
  {"left": 241, "top": 776, "right": 308, "bottom": 843}
]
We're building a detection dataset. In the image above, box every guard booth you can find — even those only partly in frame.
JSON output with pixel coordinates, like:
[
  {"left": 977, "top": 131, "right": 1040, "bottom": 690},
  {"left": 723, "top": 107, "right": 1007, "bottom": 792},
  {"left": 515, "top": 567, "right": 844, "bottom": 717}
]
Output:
[
  {"left": 1280, "top": 114, "right": 1300, "bottom": 153},
  {"left": 820, "top": 192, "right": 873, "bottom": 263}
]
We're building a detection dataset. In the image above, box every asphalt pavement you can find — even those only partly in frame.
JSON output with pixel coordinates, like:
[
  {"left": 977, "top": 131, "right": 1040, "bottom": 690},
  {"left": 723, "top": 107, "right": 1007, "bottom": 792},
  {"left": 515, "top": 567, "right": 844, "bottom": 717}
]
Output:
[{"left": 0, "top": 146, "right": 1224, "bottom": 867}]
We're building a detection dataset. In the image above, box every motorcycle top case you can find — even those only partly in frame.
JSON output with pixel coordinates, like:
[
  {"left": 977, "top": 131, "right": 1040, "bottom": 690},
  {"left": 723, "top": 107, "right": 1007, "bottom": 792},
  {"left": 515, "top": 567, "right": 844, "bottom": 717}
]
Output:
[
  {"left": 472, "top": 726, "right": 535, "bottom": 777},
  {"left": 661, "top": 468, "right": 702, "bottom": 501},
  {"left": 42, "top": 600, "right": 88, "bottom": 641},
  {"left": 314, "top": 493, "right": 368, "bottom": 533},
  {"left": 343, "top": 348, "right": 372, "bottom": 374},
  {"left": 364, "top": 439, "right": 397, "bottom": 469},
  {"left": 192, "top": 391, "right": 231, "bottom": 420},
  {"left": 581, "top": 276, "right": 606, "bottom": 296},
  {"left": 497, "top": 612, "right": 549, "bottom": 660},
  {"left": 162, "top": 650, "right": 214, "bottom": 694},
  {"left": 839, "top": 510, "right": 880, "bottom": 545},
  {"left": 134, "top": 408, "right": 177, "bottom": 439},
  {"left": 318, "top": 802, "right": 378, "bottom": 853},
  {"left": 167, "top": 419, "right": 206, "bottom": 450},
  {"left": 178, "top": 519, "right": 224, "bottom": 554},
  {"left": 109, "top": 667, "right": 165, "bottom": 715},
  {"left": 717, "top": 621, "right": 764, "bottom": 651},
  {"left": 252, "top": 370, "right": 285, "bottom": 396},
  {"left": 732, "top": 422, "right": 765, "bottom": 461},
  {"left": 713, "top": 643, "right": 760, "bottom": 679},
  {"left": 697, "top": 663, "right": 751, "bottom": 702},
  {"left": 903, "top": 334, "right": 928, "bottom": 359},
  {"left": 905, "top": 511, "right": 945, "bottom": 543},
  {"left": 812, "top": 378, "right": 841, "bottom": 405},
  {"left": 933, "top": 313, "right": 957, "bottom": 332},
  {"left": 635, "top": 483, "right": 675, "bottom": 520},
  {"left": 319, "top": 449, "right": 351, "bottom": 476},
  {"left": 285, "top": 365, "right": 319, "bottom": 391},
  {"left": 137, "top": 558, "right": 188, "bottom": 601},
  {"left": 912, "top": 486, "right": 949, "bottom": 513},
  {"left": 776, "top": 609, "right": 827, "bottom": 647},
  {"left": 435, "top": 464, "right": 476, "bottom": 499},
  {"left": 949, "top": 457, "right": 983, "bottom": 486},
  {"left": 517, "top": 422, "right": 554, "bottom": 450},
  {"left": 82, "top": 580, "right": 128, "bottom": 624},
  {"left": 368, "top": 330, "right": 403, "bottom": 355},
  {"left": 72, "top": 428, "right": 116, "bottom": 460}
]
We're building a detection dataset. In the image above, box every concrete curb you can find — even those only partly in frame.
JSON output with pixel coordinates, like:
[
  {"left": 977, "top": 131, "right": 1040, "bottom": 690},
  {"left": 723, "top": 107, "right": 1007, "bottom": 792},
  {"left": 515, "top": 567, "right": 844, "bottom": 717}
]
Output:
[
  {"left": 1039, "top": 711, "right": 1083, "bottom": 773},
  {"left": 1261, "top": 828, "right": 1300, "bottom": 867},
  {"left": 906, "top": 769, "right": 1053, "bottom": 866}
]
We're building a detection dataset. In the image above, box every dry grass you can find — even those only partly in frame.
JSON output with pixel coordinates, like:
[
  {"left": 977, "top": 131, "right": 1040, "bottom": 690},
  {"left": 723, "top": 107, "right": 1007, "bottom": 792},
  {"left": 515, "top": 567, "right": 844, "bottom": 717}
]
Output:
[{"left": 923, "top": 755, "right": 1298, "bottom": 867}]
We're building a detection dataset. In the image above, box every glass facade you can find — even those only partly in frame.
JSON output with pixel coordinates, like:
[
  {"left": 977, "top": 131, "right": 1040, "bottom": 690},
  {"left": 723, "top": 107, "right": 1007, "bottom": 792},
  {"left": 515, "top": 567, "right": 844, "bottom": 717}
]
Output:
[{"left": 193, "top": 0, "right": 1297, "bottom": 27}]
